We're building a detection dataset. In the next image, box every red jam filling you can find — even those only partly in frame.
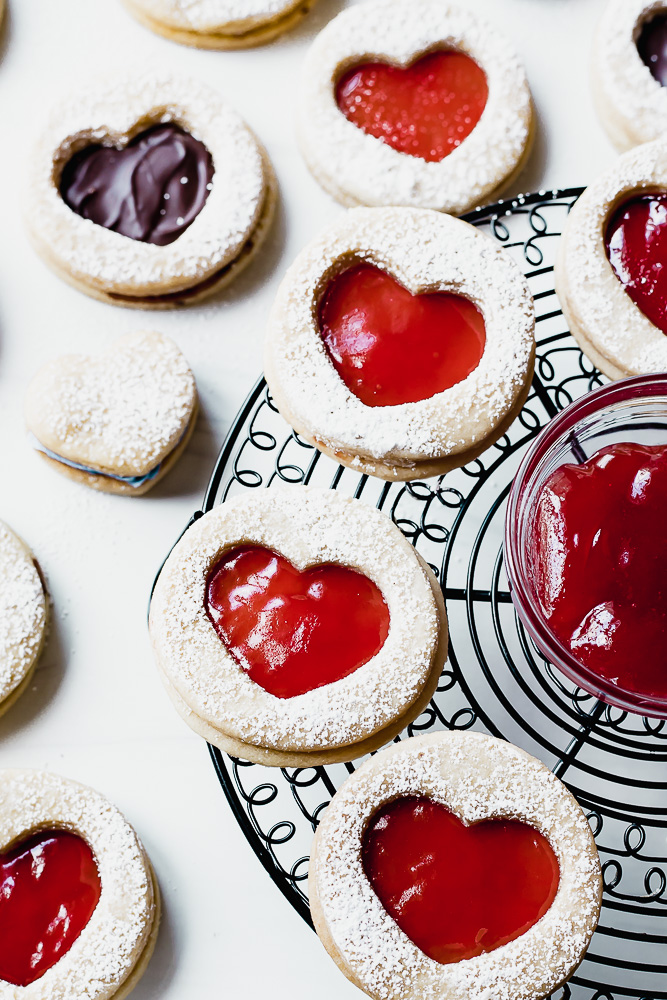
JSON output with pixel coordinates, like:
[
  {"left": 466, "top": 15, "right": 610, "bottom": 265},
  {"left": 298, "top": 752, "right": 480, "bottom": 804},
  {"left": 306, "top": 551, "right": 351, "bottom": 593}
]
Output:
[
  {"left": 362, "top": 796, "right": 559, "bottom": 964},
  {"left": 532, "top": 441, "right": 667, "bottom": 701},
  {"left": 336, "top": 51, "right": 488, "bottom": 162},
  {"left": 205, "top": 545, "right": 390, "bottom": 699},
  {"left": 0, "top": 830, "right": 101, "bottom": 987},
  {"left": 318, "top": 264, "right": 486, "bottom": 407},
  {"left": 606, "top": 192, "right": 667, "bottom": 334},
  {"left": 637, "top": 13, "right": 667, "bottom": 88}
]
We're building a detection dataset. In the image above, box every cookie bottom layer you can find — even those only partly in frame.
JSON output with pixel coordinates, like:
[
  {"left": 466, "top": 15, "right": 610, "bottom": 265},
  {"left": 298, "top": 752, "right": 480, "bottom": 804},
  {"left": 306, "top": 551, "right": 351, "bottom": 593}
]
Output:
[
  {"left": 113, "top": 860, "right": 161, "bottom": 1000},
  {"left": 121, "top": 0, "right": 316, "bottom": 49}
]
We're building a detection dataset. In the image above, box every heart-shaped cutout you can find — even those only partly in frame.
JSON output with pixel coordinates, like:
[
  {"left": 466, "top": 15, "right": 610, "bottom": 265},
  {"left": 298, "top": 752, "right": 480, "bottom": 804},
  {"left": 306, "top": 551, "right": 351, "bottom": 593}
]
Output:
[
  {"left": 637, "top": 13, "right": 667, "bottom": 87},
  {"left": 318, "top": 263, "right": 486, "bottom": 407},
  {"left": 0, "top": 830, "right": 101, "bottom": 986},
  {"left": 205, "top": 545, "right": 390, "bottom": 699},
  {"left": 59, "top": 124, "right": 214, "bottom": 246},
  {"left": 362, "top": 796, "right": 560, "bottom": 964},
  {"left": 606, "top": 192, "right": 667, "bottom": 333},
  {"left": 336, "top": 51, "right": 488, "bottom": 162}
]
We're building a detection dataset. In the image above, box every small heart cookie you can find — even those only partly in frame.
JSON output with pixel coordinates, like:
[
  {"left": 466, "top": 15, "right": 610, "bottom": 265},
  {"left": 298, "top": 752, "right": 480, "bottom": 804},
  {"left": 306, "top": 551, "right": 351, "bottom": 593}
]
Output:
[
  {"left": 25, "top": 331, "right": 198, "bottom": 496},
  {"left": 0, "top": 769, "right": 159, "bottom": 999},
  {"left": 25, "top": 75, "right": 275, "bottom": 308},
  {"left": 0, "top": 522, "right": 48, "bottom": 717},
  {"left": 121, "top": 0, "right": 318, "bottom": 49}
]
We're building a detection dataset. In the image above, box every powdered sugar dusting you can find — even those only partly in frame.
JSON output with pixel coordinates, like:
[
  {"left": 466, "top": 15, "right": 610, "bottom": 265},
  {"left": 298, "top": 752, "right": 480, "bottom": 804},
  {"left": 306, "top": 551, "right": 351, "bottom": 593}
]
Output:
[
  {"left": 25, "top": 332, "right": 196, "bottom": 477},
  {"left": 298, "top": 0, "right": 533, "bottom": 214},
  {"left": 0, "top": 769, "right": 156, "bottom": 1000},
  {"left": 0, "top": 523, "right": 47, "bottom": 705},
  {"left": 265, "top": 207, "right": 535, "bottom": 466},
  {"left": 150, "top": 487, "right": 441, "bottom": 752},
  {"left": 312, "top": 733, "right": 602, "bottom": 1000},
  {"left": 128, "top": 0, "right": 306, "bottom": 31}
]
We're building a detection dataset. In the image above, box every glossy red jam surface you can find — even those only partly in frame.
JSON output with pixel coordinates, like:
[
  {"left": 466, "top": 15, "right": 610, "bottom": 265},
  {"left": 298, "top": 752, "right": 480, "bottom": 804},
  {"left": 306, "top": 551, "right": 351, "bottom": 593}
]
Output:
[
  {"left": 606, "top": 193, "right": 667, "bottom": 334},
  {"left": 205, "top": 545, "right": 390, "bottom": 699},
  {"left": 336, "top": 51, "right": 488, "bottom": 162},
  {"left": 318, "top": 264, "right": 486, "bottom": 407},
  {"left": 0, "top": 830, "right": 101, "bottom": 987},
  {"left": 532, "top": 441, "right": 667, "bottom": 701},
  {"left": 362, "top": 796, "right": 560, "bottom": 964}
]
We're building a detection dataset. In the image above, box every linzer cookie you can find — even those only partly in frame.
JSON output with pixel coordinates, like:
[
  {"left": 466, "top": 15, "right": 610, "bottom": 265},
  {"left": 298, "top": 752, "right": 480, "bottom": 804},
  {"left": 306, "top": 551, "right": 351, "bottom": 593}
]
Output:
[
  {"left": 264, "top": 207, "right": 535, "bottom": 481},
  {"left": 25, "top": 75, "right": 275, "bottom": 308},
  {"left": 0, "top": 769, "right": 159, "bottom": 998},
  {"left": 0, "top": 522, "right": 48, "bottom": 718},
  {"left": 310, "top": 732, "right": 602, "bottom": 1000},
  {"left": 121, "top": 0, "right": 318, "bottom": 49},
  {"left": 556, "top": 138, "right": 667, "bottom": 380},
  {"left": 149, "top": 487, "right": 448, "bottom": 767},
  {"left": 25, "top": 331, "right": 197, "bottom": 496},
  {"left": 297, "top": 0, "right": 534, "bottom": 213},
  {"left": 593, "top": 0, "right": 667, "bottom": 150}
]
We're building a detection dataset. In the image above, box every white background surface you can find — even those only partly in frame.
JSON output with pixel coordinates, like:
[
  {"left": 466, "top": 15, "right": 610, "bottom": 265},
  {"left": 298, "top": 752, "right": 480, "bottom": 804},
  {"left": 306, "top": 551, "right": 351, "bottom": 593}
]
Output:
[{"left": 0, "top": 1, "right": 619, "bottom": 996}]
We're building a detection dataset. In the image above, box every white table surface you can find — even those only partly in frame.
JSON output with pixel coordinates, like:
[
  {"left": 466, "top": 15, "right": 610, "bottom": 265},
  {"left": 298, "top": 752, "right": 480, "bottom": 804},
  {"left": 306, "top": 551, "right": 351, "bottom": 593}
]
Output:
[{"left": 0, "top": 1, "right": 618, "bottom": 996}]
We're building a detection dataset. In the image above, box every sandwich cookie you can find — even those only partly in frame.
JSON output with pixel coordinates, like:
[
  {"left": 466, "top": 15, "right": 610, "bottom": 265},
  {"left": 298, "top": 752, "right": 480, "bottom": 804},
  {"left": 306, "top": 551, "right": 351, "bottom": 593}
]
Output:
[
  {"left": 264, "top": 206, "right": 535, "bottom": 481},
  {"left": 0, "top": 522, "right": 48, "bottom": 718},
  {"left": 309, "top": 732, "right": 602, "bottom": 1000},
  {"left": 25, "top": 75, "right": 275, "bottom": 308},
  {"left": 556, "top": 137, "right": 667, "bottom": 380},
  {"left": 121, "top": 0, "right": 318, "bottom": 49},
  {"left": 593, "top": 0, "right": 667, "bottom": 150},
  {"left": 149, "top": 487, "right": 448, "bottom": 766},
  {"left": 0, "top": 770, "right": 159, "bottom": 999},
  {"left": 25, "top": 331, "right": 197, "bottom": 496},
  {"left": 298, "top": 0, "right": 534, "bottom": 213}
]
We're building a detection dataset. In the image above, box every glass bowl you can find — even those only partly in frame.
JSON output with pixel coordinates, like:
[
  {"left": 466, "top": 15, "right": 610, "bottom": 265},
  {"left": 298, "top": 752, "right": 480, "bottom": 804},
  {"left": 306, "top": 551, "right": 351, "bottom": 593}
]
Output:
[{"left": 505, "top": 374, "right": 667, "bottom": 719}]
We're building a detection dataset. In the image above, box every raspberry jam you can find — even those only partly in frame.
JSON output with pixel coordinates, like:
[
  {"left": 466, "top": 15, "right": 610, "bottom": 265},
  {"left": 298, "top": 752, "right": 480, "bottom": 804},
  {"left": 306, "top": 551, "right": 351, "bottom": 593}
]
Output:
[
  {"left": 336, "top": 51, "right": 488, "bottom": 162},
  {"left": 637, "top": 13, "right": 667, "bottom": 87},
  {"left": 532, "top": 441, "right": 667, "bottom": 701},
  {"left": 362, "top": 796, "right": 559, "bottom": 964},
  {"left": 318, "top": 264, "right": 486, "bottom": 407},
  {"left": 0, "top": 830, "right": 101, "bottom": 986},
  {"left": 205, "top": 545, "right": 390, "bottom": 699},
  {"left": 606, "top": 192, "right": 667, "bottom": 334}
]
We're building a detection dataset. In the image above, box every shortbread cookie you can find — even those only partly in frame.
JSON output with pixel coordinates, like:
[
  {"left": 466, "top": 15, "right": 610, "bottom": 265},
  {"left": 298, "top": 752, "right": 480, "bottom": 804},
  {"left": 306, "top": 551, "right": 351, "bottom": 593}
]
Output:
[
  {"left": 149, "top": 487, "right": 448, "bottom": 767},
  {"left": 556, "top": 138, "right": 667, "bottom": 380},
  {"left": 0, "top": 522, "right": 48, "bottom": 719},
  {"left": 592, "top": 0, "right": 667, "bottom": 150},
  {"left": 298, "top": 0, "right": 534, "bottom": 213},
  {"left": 25, "top": 75, "right": 275, "bottom": 308},
  {"left": 25, "top": 331, "right": 198, "bottom": 496},
  {"left": 310, "top": 732, "right": 602, "bottom": 1000},
  {"left": 0, "top": 770, "right": 159, "bottom": 998},
  {"left": 264, "top": 207, "right": 535, "bottom": 482},
  {"left": 122, "top": 0, "right": 317, "bottom": 48}
]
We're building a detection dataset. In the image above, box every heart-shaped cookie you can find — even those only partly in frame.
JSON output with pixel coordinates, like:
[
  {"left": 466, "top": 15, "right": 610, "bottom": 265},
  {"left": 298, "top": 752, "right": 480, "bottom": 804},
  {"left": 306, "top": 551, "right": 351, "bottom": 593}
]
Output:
[
  {"left": 25, "top": 331, "right": 197, "bottom": 496},
  {"left": 0, "top": 770, "right": 159, "bottom": 1000},
  {"left": 309, "top": 732, "right": 602, "bottom": 1000},
  {"left": 25, "top": 75, "right": 275, "bottom": 308},
  {"left": 206, "top": 544, "right": 390, "bottom": 698},
  {"left": 606, "top": 191, "right": 667, "bottom": 333}
]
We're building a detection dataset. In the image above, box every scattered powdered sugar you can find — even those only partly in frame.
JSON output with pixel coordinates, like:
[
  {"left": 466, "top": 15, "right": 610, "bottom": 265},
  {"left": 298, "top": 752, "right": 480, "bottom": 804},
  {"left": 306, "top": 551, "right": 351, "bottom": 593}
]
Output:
[
  {"left": 25, "top": 74, "right": 267, "bottom": 296},
  {"left": 25, "top": 331, "right": 197, "bottom": 477},
  {"left": 0, "top": 523, "right": 47, "bottom": 704},
  {"left": 0, "top": 769, "right": 156, "bottom": 1000},
  {"left": 128, "top": 0, "right": 306, "bottom": 31},
  {"left": 149, "top": 487, "right": 441, "bottom": 751},
  {"left": 312, "top": 732, "right": 602, "bottom": 1000},
  {"left": 298, "top": 0, "right": 533, "bottom": 214},
  {"left": 265, "top": 207, "right": 535, "bottom": 466}
]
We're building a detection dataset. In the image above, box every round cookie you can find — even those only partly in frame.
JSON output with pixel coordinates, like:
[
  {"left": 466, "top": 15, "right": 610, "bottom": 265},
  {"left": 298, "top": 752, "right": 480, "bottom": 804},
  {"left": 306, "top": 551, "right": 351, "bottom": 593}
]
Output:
[
  {"left": 309, "top": 732, "right": 603, "bottom": 1000},
  {"left": 0, "top": 522, "right": 48, "bottom": 719},
  {"left": 24, "top": 74, "right": 275, "bottom": 309},
  {"left": 25, "top": 331, "right": 198, "bottom": 496},
  {"left": 121, "top": 0, "right": 317, "bottom": 48},
  {"left": 297, "top": 0, "right": 534, "bottom": 214},
  {"left": 0, "top": 770, "right": 159, "bottom": 998},
  {"left": 149, "top": 487, "right": 449, "bottom": 767},
  {"left": 264, "top": 206, "right": 535, "bottom": 481}
]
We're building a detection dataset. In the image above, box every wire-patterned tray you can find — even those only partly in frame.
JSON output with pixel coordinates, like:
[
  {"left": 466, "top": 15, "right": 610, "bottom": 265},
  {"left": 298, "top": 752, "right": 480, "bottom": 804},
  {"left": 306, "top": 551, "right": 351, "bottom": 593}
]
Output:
[{"left": 186, "top": 189, "right": 667, "bottom": 1000}]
